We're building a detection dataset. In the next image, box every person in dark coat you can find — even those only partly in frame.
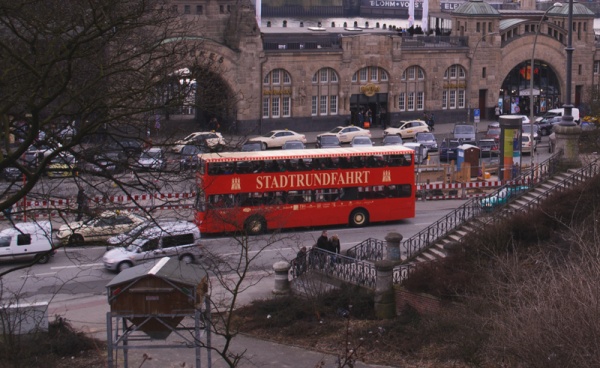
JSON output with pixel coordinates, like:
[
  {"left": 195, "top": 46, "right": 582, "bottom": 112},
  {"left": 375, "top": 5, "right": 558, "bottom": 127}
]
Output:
[
  {"left": 316, "top": 230, "right": 329, "bottom": 250},
  {"left": 76, "top": 188, "right": 87, "bottom": 221},
  {"left": 295, "top": 246, "right": 307, "bottom": 276}
]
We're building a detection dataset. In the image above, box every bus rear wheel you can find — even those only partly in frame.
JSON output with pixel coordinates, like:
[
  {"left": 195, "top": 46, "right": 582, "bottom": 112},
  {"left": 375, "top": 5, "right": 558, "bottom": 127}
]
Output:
[
  {"left": 349, "top": 209, "right": 369, "bottom": 227},
  {"left": 245, "top": 216, "right": 266, "bottom": 235}
]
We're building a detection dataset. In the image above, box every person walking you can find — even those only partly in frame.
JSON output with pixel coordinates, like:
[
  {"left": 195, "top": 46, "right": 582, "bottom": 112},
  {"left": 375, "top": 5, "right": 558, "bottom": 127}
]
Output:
[
  {"left": 295, "top": 246, "right": 308, "bottom": 276},
  {"left": 3, "top": 203, "right": 13, "bottom": 222},
  {"left": 494, "top": 105, "right": 501, "bottom": 120},
  {"left": 329, "top": 234, "right": 341, "bottom": 265},
  {"left": 76, "top": 188, "right": 87, "bottom": 221},
  {"left": 428, "top": 113, "right": 435, "bottom": 132}
]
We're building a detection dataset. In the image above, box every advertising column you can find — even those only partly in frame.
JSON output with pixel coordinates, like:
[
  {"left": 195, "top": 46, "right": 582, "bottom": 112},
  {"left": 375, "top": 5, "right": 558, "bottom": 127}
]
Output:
[{"left": 498, "top": 116, "right": 522, "bottom": 181}]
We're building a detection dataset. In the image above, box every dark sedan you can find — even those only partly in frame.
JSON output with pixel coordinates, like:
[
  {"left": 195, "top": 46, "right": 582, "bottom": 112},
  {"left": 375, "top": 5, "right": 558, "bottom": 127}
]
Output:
[{"left": 439, "top": 139, "right": 462, "bottom": 162}]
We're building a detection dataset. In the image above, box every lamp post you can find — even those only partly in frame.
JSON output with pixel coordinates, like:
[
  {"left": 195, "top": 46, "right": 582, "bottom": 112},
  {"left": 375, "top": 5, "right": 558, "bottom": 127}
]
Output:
[
  {"left": 467, "top": 32, "right": 499, "bottom": 135},
  {"left": 529, "top": 2, "right": 562, "bottom": 178},
  {"left": 559, "top": 0, "right": 576, "bottom": 127}
]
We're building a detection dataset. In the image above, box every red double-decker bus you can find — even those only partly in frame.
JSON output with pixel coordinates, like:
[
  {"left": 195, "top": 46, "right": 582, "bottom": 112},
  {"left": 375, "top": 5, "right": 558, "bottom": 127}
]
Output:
[{"left": 194, "top": 146, "right": 415, "bottom": 234}]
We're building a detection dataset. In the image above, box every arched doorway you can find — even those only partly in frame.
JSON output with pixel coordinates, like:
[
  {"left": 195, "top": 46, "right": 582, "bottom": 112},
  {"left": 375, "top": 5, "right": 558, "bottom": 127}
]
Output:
[{"left": 499, "top": 61, "right": 561, "bottom": 116}]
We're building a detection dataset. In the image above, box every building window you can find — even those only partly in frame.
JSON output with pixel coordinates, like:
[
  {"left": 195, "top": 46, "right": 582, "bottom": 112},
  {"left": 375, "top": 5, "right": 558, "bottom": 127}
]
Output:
[
  {"left": 184, "top": 5, "right": 191, "bottom": 14},
  {"left": 482, "top": 67, "right": 487, "bottom": 78},
  {"left": 312, "top": 68, "right": 340, "bottom": 116},
  {"left": 220, "top": 5, "right": 225, "bottom": 14},
  {"left": 370, "top": 67, "right": 378, "bottom": 81},
  {"left": 579, "top": 64, "right": 582, "bottom": 75},
  {"left": 263, "top": 69, "right": 292, "bottom": 119},
  {"left": 442, "top": 64, "right": 466, "bottom": 110},
  {"left": 263, "top": 98, "right": 270, "bottom": 118},
  {"left": 196, "top": 5, "right": 203, "bottom": 14},
  {"left": 171, "top": 5, "right": 178, "bottom": 12},
  {"left": 408, "top": 92, "right": 415, "bottom": 111},
  {"left": 330, "top": 95, "right": 338, "bottom": 114},
  {"left": 398, "top": 66, "right": 426, "bottom": 111},
  {"left": 381, "top": 71, "right": 388, "bottom": 81},
  {"left": 282, "top": 97, "right": 291, "bottom": 117},
  {"left": 272, "top": 97, "right": 281, "bottom": 117},
  {"left": 594, "top": 61, "right": 600, "bottom": 74},
  {"left": 320, "top": 96, "right": 328, "bottom": 114},
  {"left": 399, "top": 93, "right": 406, "bottom": 111},
  {"left": 360, "top": 68, "right": 367, "bottom": 81}
]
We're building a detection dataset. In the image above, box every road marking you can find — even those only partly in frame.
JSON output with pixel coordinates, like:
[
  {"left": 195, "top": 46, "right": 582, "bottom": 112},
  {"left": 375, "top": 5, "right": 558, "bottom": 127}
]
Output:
[
  {"left": 51, "top": 263, "right": 104, "bottom": 270},
  {"left": 21, "top": 272, "right": 56, "bottom": 278}
]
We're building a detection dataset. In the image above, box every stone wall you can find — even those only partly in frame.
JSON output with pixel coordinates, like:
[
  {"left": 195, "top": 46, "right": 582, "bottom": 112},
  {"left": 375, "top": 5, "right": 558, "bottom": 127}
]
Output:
[{"left": 395, "top": 287, "right": 443, "bottom": 315}]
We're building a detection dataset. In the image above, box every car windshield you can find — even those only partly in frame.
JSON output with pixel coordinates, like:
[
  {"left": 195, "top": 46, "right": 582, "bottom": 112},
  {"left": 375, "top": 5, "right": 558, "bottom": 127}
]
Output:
[
  {"left": 454, "top": 125, "right": 474, "bottom": 133},
  {"left": 329, "top": 127, "right": 343, "bottom": 133},
  {"left": 487, "top": 128, "right": 501, "bottom": 135},
  {"left": 384, "top": 136, "right": 402, "bottom": 145},
  {"left": 320, "top": 136, "right": 339, "bottom": 144},
  {"left": 522, "top": 124, "right": 538, "bottom": 133},
  {"left": 141, "top": 150, "right": 161, "bottom": 159},
  {"left": 417, "top": 133, "right": 435, "bottom": 141},
  {"left": 522, "top": 136, "right": 531, "bottom": 142},
  {"left": 353, "top": 137, "right": 371, "bottom": 145},
  {"left": 51, "top": 155, "right": 74, "bottom": 164},
  {"left": 262, "top": 131, "right": 277, "bottom": 138},
  {"left": 182, "top": 133, "right": 199, "bottom": 141},
  {"left": 283, "top": 142, "right": 304, "bottom": 149},
  {"left": 181, "top": 145, "right": 201, "bottom": 155},
  {"left": 242, "top": 143, "right": 262, "bottom": 151},
  {"left": 443, "top": 140, "right": 461, "bottom": 148}
]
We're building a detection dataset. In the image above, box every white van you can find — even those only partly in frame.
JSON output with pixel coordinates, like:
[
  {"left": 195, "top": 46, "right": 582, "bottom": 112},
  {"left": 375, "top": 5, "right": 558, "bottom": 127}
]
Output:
[
  {"left": 0, "top": 221, "right": 55, "bottom": 264},
  {"left": 535, "top": 108, "right": 580, "bottom": 124},
  {"left": 102, "top": 221, "right": 202, "bottom": 272}
]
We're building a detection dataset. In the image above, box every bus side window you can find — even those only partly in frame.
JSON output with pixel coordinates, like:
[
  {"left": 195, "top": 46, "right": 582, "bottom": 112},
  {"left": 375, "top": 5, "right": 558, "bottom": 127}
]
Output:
[
  {"left": 253, "top": 161, "right": 266, "bottom": 173},
  {"left": 338, "top": 157, "right": 350, "bottom": 169},
  {"left": 352, "top": 156, "right": 364, "bottom": 168},
  {"left": 402, "top": 154, "right": 413, "bottom": 166},
  {"left": 208, "top": 163, "right": 220, "bottom": 175},
  {"left": 340, "top": 187, "right": 359, "bottom": 201},
  {"left": 297, "top": 159, "right": 309, "bottom": 171}
]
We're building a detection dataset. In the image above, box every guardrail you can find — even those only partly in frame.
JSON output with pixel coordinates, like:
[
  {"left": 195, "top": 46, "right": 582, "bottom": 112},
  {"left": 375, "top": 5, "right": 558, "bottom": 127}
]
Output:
[{"left": 289, "top": 247, "right": 376, "bottom": 289}]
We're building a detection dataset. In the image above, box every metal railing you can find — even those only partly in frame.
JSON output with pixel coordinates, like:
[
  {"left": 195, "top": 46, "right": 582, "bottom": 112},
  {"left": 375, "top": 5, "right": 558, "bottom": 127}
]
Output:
[
  {"left": 344, "top": 237, "right": 384, "bottom": 261},
  {"left": 289, "top": 247, "right": 376, "bottom": 289}
]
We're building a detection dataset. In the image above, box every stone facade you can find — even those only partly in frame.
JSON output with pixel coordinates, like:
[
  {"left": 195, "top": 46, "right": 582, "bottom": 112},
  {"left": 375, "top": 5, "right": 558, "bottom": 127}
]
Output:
[{"left": 170, "top": 0, "right": 599, "bottom": 134}]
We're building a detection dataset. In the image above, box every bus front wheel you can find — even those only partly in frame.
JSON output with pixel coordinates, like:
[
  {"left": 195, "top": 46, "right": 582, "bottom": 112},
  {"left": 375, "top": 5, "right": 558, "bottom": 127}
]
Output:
[
  {"left": 245, "top": 216, "right": 266, "bottom": 235},
  {"left": 349, "top": 209, "right": 369, "bottom": 227}
]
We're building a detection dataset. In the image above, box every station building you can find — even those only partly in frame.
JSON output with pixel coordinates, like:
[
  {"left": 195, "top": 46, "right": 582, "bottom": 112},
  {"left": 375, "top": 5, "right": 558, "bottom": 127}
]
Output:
[{"left": 168, "top": 0, "right": 599, "bottom": 134}]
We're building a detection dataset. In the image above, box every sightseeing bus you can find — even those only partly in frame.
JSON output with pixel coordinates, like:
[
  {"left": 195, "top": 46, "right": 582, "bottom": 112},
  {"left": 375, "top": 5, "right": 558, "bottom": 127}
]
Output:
[{"left": 194, "top": 146, "right": 416, "bottom": 234}]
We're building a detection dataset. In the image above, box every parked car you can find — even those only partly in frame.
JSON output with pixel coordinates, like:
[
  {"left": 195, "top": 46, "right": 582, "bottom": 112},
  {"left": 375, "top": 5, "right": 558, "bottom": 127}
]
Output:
[
  {"left": 536, "top": 116, "right": 562, "bottom": 136},
  {"left": 57, "top": 210, "right": 148, "bottom": 245},
  {"left": 521, "top": 133, "right": 536, "bottom": 154},
  {"left": 350, "top": 136, "right": 373, "bottom": 147},
  {"left": 439, "top": 138, "right": 462, "bottom": 161},
  {"left": 480, "top": 186, "right": 530, "bottom": 211},
  {"left": 2, "top": 166, "right": 22, "bottom": 182},
  {"left": 282, "top": 140, "right": 306, "bottom": 150},
  {"left": 106, "top": 137, "right": 144, "bottom": 155},
  {"left": 522, "top": 123, "right": 540, "bottom": 142},
  {"left": 46, "top": 153, "right": 77, "bottom": 178},
  {"left": 415, "top": 132, "right": 438, "bottom": 152},
  {"left": 171, "top": 131, "right": 226, "bottom": 153},
  {"left": 324, "top": 126, "right": 371, "bottom": 144},
  {"left": 241, "top": 141, "right": 265, "bottom": 151},
  {"left": 83, "top": 151, "right": 126, "bottom": 174},
  {"left": 0, "top": 221, "right": 55, "bottom": 264},
  {"left": 23, "top": 144, "right": 60, "bottom": 169},
  {"left": 534, "top": 107, "right": 580, "bottom": 125},
  {"left": 452, "top": 124, "right": 476, "bottom": 142},
  {"left": 485, "top": 122, "right": 501, "bottom": 141},
  {"left": 404, "top": 142, "right": 429, "bottom": 164},
  {"left": 138, "top": 147, "right": 166, "bottom": 171},
  {"left": 179, "top": 144, "right": 209, "bottom": 171},
  {"left": 248, "top": 130, "right": 307, "bottom": 149},
  {"left": 382, "top": 135, "right": 403, "bottom": 146},
  {"left": 383, "top": 120, "right": 429, "bottom": 139},
  {"left": 477, "top": 139, "right": 499, "bottom": 157},
  {"left": 102, "top": 220, "right": 202, "bottom": 272},
  {"left": 315, "top": 133, "right": 341, "bottom": 148}
]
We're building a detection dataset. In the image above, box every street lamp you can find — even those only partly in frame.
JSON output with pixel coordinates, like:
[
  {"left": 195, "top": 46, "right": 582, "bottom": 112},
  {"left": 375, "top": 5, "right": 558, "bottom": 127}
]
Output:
[
  {"left": 559, "top": 0, "right": 576, "bottom": 127},
  {"left": 529, "top": 2, "right": 562, "bottom": 177},
  {"left": 467, "top": 32, "right": 499, "bottom": 135}
]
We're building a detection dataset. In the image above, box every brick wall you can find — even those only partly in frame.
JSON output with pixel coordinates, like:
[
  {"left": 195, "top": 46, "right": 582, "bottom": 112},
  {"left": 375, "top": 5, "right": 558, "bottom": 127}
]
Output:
[{"left": 395, "top": 287, "right": 442, "bottom": 315}]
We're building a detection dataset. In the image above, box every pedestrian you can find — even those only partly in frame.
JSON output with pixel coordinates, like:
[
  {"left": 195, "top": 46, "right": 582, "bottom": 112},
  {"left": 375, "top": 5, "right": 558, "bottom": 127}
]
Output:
[
  {"left": 329, "top": 234, "right": 341, "bottom": 265},
  {"left": 494, "top": 105, "right": 501, "bottom": 120},
  {"left": 295, "top": 246, "right": 308, "bottom": 276},
  {"left": 76, "top": 188, "right": 87, "bottom": 221},
  {"left": 428, "top": 113, "right": 435, "bottom": 132},
  {"left": 3, "top": 203, "right": 13, "bottom": 222},
  {"left": 316, "top": 230, "right": 329, "bottom": 250}
]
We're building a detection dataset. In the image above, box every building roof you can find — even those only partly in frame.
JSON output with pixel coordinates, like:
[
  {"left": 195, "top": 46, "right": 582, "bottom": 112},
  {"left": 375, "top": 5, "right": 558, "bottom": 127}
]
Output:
[
  {"left": 106, "top": 257, "right": 207, "bottom": 288},
  {"left": 547, "top": 2, "right": 595, "bottom": 17},
  {"left": 453, "top": 0, "right": 501, "bottom": 17},
  {"left": 499, "top": 18, "right": 528, "bottom": 31}
]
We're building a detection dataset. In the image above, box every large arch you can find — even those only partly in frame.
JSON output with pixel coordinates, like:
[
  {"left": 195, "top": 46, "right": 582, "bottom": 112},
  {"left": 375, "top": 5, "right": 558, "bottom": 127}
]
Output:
[{"left": 499, "top": 60, "right": 562, "bottom": 115}]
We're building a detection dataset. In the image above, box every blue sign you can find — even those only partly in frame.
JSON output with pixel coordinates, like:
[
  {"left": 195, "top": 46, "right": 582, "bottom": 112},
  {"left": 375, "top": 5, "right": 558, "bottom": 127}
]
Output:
[{"left": 474, "top": 109, "right": 480, "bottom": 117}]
